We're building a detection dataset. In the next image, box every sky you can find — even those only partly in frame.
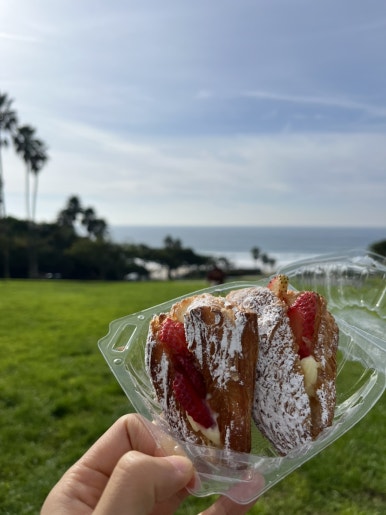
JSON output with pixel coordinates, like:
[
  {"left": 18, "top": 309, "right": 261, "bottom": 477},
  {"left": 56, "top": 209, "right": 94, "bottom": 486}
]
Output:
[{"left": 1, "top": 0, "right": 386, "bottom": 228}]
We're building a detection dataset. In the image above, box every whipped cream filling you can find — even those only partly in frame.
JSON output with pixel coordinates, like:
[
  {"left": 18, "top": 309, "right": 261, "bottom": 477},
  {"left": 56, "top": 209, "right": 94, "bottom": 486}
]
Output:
[
  {"left": 186, "top": 414, "right": 221, "bottom": 447},
  {"left": 300, "top": 355, "right": 320, "bottom": 397}
]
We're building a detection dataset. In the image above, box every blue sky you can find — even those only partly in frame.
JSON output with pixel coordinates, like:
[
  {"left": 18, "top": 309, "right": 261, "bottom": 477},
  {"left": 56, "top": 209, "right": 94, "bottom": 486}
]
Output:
[{"left": 1, "top": 0, "right": 386, "bottom": 227}]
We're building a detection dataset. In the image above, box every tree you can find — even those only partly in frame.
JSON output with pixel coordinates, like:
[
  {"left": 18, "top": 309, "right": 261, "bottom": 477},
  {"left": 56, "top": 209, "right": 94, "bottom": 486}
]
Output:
[
  {"left": 251, "top": 246, "right": 260, "bottom": 268},
  {"left": 0, "top": 92, "right": 18, "bottom": 278},
  {"left": 65, "top": 239, "right": 128, "bottom": 280},
  {"left": 164, "top": 235, "right": 182, "bottom": 250},
  {"left": 148, "top": 236, "right": 210, "bottom": 279},
  {"left": 369, "top": 240, "right": 386, "bottom": 258},
  {"left": 57, "top": 196, "right": 107, "bottom": 240},
  {"left": 57, "top": 195, "right": 83, "bottom": 229},
  {"left": 81, "top": 206, "right": 108, "bottom": 240},
  {"left": 261, "top": 252, "right": 276, "bottom": 272},
  {"left": 0, "top": 91, "right": 18, "bottom": 219},
  {"left": 13, "top": 124, "right": 48, "bottom": 222},
  {"left": 13, "top": 124, "right": 48, "bottom": 278},
  {"left": 30, "top": 138, "right": 48, "bottom": 223}
]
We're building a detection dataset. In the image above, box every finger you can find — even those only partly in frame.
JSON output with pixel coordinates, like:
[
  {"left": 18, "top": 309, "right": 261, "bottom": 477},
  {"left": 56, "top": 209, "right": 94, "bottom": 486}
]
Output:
[
  {"left": 199, "top": 473, "right": 264, "bottom": 515},
  {"left": 80, "top": 414, "right": 164, "bottom": 479},
  {"left": 93, "top": 452, "right": 194, "bottom": 515},
  {"left": 41, "top": 414, "right": 168, "bottom": 513}
]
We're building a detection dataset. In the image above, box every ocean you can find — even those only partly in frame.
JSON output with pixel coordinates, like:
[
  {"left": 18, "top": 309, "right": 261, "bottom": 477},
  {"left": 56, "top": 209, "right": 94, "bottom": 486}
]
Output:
[{"left": 110, "top": 225, "right": 386, "bottom": 269}]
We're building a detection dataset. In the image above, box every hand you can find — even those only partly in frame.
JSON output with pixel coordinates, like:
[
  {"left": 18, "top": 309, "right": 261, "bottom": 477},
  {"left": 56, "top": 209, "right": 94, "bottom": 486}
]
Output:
[{"left": 41, "top": 414, "right": 261, "bottom": 515}]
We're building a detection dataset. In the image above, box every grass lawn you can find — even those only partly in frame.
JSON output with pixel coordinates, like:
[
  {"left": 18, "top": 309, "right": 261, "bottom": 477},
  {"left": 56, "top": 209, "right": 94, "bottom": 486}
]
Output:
[{"left": 0, "top": 279, "right": 385, "bottom": 514}]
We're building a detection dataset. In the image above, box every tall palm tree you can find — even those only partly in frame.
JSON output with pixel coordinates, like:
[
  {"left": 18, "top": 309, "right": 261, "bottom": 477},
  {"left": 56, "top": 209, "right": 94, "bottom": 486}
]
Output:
[
  {"left": 0, "top": 92, "right": 17, "bottom": 218},
  {"left": 251, "top": 246, "right": 260, "bottom": 269},
  {"left": 30, "top": 139, "right": 48, "bottom": 223},
  {"left": 0, "top": 92, "right": 18, "bottom": 277},
  {"left": 13, "top": 124, "right": 48, "bottom": 277},
  {"left": 13, "top": 125, "right": 48, "bottom": 221},
  {"left": 0, "top": 92, "right": 18, "bottom": 218},
  {"left": 13, "top": 125, "right": 35, "bottom": 220}
]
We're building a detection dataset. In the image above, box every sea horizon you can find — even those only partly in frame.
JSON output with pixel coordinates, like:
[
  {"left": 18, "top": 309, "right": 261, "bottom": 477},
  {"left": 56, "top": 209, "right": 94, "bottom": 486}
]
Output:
[{"left": 110, "top": 224, "right": 385, "bottom": 269}]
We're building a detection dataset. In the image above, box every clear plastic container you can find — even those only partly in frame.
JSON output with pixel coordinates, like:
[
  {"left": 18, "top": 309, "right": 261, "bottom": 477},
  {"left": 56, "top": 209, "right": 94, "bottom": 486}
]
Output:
[{"left": 98, "top": 249, "right": 386, "bottom": 504}]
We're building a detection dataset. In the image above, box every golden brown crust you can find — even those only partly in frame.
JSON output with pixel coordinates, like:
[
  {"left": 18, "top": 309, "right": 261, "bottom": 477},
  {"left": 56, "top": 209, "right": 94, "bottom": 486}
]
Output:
[
  {"left": 146, "top": 284, "right": 338, "bottom": 456},
  {"left": 145, "top": 293, "right": 258, "bottom": 453},
  {"left": 227, "top": 287, "right": 313, "bottom": 454},
  {"left": 227, "top": 286, "right": 339, "bottom": 454},
  {"left": 308, "top": 296, "right": 339, "bottom": 437}
]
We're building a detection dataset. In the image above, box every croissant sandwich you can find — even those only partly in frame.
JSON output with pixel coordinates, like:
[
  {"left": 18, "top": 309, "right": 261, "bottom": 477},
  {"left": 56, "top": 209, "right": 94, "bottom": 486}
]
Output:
[
  {"left": 227, "top": 275, "right": 339, "bottom": 455},
  {"left": 145, "top": 276, "right": 338, "bottom": 456},
  {"left": 145, "top": 293, "right": 259, "bottom": 453}
]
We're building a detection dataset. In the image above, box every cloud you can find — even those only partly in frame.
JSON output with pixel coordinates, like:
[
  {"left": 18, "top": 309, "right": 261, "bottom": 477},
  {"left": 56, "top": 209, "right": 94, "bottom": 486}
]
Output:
[
  {"left": 1, "top": 1, "right": 386, "bottom": 227},
  {"left": 242, "top": 91, "right": 386, "bottom": 119},
  {"left": 3, "top": 114, "right": 385, "bottom": 226},
  {"left": 0, "top": 31, "right": 39, "bottom": 43}
]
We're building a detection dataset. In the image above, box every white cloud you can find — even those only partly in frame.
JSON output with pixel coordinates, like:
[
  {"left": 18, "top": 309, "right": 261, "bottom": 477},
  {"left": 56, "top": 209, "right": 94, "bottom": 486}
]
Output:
[
  {"left": 0, "top": 31, "right": 39, "bottom": 43},
  {"left": 1, "top": 1, "right": 386, "bottom": 228},
  {"left": 3, "top": 117, "right": 385, "bottom": 226},
  {"left": 242, "top": 90, "right": 386, "bottom": 119}
]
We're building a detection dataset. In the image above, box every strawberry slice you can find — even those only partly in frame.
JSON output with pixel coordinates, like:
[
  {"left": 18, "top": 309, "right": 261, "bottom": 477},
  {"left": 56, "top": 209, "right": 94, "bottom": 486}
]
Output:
[
  {"left": 158, "top": 317, "right": 188, "bottom": 355},
  {"left": 173, "top": 371, "right": 215, "bottom": 429},
  {"left": 287, "top": 291, "right": 319, "bottom": 359},
  {"left": 159, "top": 316, "right": 210, "bottom": 423},
  {"left": 173, "top": 353, "right": 207, "bottom": 399},
  {"left": 268, "top": 274, "right": 289, "bottom": 301}
]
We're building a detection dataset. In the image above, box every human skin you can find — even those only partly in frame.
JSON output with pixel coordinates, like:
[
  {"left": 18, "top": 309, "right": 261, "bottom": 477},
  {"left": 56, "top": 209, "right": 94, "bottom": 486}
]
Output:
[{"left": 41, "top": 414, "right": 262, "bottom": 515}]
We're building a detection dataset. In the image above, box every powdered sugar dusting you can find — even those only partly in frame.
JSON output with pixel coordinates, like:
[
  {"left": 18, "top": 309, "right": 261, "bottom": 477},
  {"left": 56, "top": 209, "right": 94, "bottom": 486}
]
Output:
[
  {"left": 184, "top": 295, "right": 248, "bottom": 389},
  {"left": 312, "top": 305, "right": 339, "bottom": 431},
  {"left": 145, "top": 323, "right": 208, "bottom": 446},
  {"left": 146, "top": 285, "right": 337, "bottom": 455},
  {"left": 145, "top": 294, "right": 258, "bottom": 453},
  {"left": 316, "top": 381, "right": 332, "bottom": 427},
  {"left": 227, "top": 287, "right": 312, "bottom": 454}
]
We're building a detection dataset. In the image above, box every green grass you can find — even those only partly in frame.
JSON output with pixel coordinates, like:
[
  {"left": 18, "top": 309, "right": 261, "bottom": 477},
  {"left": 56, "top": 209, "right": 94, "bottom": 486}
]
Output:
[{"left": 0, "top": 279, "right": 385, "bottom": 514}]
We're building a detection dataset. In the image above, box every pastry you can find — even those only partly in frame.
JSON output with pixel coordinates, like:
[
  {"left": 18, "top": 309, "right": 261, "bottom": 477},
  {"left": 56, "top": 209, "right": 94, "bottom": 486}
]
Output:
[
  {"left": 227, "top": 275, "right": 339, "bottom": 455},
  {"left": 145, "top": 293, "right": 258, "bottom": 453}
]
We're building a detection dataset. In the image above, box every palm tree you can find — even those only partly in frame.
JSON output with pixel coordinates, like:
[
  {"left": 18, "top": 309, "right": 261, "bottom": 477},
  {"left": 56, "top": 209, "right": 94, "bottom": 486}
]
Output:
[
  {"left": 81, "top": 206, "right": 96, "bottom": 233},
  {"left": 13, "top": 124, "right": 48, "bottom": 221},
  {"left": 30, "top": 139, "right": 48, "bottom": 223},
  {"left": 57, "top": 195, "right": 83, "bottom": 229},
  {"left": 251, "top": 246, "right": 260, "bottom": 269},
  {"left": 81, "top": 206, "right": 108, "bottom": 240},
  {"left": 0, "top": 92, "right": 18, "bottom": 277},
  {"left": 13, "top": 124, "right": 48, "bottom": 277},
  {"left": 13, "top": 125, "right": 35, "bottom": 220},
  {"left": 0, "top": 92, "right": 18, "bottom": 219}
]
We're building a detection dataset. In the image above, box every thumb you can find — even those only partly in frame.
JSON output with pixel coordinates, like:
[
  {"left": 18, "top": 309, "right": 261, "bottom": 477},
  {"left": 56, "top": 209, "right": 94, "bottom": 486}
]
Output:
[{"left": 94, "top": 452, "right": 194, "bottom": 515}]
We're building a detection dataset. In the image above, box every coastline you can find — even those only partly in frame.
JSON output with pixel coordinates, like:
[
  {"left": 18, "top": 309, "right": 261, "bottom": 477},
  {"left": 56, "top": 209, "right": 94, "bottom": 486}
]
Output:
[{"left": 110, "top": 225, "right": 385, "bottom": 269}]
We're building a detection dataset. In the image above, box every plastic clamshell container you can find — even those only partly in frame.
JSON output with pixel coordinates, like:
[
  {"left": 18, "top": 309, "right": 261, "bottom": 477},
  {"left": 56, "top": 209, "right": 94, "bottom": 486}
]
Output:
[{"left": 98, "top": 249, "right": 386, "bottom": 504}]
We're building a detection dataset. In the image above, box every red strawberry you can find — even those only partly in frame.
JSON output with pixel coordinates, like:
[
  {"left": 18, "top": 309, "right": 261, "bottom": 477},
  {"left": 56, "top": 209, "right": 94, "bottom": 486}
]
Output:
[
  {"left": 158, "top": 317, "right": 188, "bottom": 354},
  {"left": 173, "top": 372, "right": 215, "bottom": 429},
  {"left": 268, "top": 274, "right": 289, "bottom": 300},
  {"left": 172, "top": 353, "right": 207, "bottom": 399},
  {"left": 159, "top": 316, "right": 212, "bottom": 426},
  {"left": 287, "top": 291, "right": 319, "bottom": 359}
]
